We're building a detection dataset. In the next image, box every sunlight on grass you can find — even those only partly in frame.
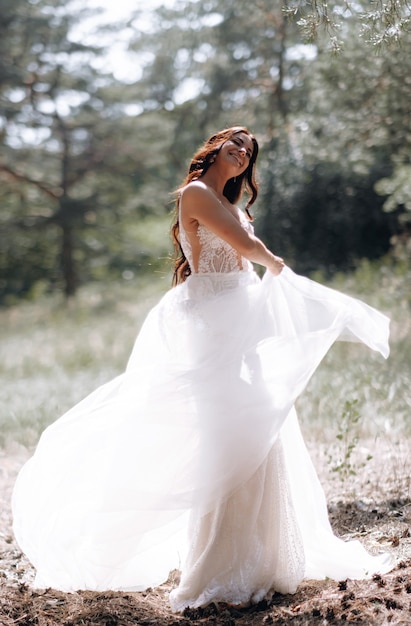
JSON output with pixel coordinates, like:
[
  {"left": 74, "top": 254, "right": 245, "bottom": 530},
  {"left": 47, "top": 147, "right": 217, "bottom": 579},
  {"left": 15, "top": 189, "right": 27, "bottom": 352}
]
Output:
[
  {"left": 1, "top": 261, "right": 410, "bottom": 455},
  {"left": 298, "top": 260, "right": 411, "bottom": 442},
  {"left": 0, "top": 273, "right": 170, "bottom": 447}
]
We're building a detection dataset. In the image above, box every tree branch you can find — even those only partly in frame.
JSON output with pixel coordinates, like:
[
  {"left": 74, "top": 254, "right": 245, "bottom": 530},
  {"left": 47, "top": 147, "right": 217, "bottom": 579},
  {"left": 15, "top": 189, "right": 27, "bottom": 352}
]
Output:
[{"left": 0, "top": 164, "right": 60, "bottom": 200}]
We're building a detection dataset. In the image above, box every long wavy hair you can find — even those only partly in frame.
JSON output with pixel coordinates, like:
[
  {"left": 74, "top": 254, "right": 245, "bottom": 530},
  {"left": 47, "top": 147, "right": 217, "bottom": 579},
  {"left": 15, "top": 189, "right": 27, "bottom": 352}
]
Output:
[{"left": 171, "top": 126, "right": 259, "bottom": 285}]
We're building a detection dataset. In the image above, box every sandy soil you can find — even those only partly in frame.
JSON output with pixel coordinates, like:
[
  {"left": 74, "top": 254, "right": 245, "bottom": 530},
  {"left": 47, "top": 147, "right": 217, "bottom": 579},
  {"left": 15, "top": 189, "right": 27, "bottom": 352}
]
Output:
[{"left": 1, "top": 441, "right": 411, "bottom": 626}]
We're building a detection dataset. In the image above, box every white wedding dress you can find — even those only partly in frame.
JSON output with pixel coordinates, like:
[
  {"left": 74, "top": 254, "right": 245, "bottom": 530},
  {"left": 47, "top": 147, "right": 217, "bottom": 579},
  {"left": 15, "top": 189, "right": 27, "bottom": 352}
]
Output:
[{"left": 12, "top": 211, "right": 393, "bottom": 611}]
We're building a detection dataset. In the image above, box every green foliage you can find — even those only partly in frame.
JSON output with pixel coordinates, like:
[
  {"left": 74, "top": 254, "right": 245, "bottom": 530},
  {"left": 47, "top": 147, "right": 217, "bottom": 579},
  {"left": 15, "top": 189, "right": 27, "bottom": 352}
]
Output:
[
  {"left": 284, "top": 0, "right": 411, "bottom": 49},
  {"left": 130, "top": 0, "right": 304, "bottom": 133},
  {"left": 1, "top": 0, "right": 411, "bottom": 303},
  {"left": 256, "top": 157, "right": 397, "bottom": 274},
  {"left": 376, "top": 164, "right": 411, "bottom": 214},
  {"left": 326, "top": 399, "right": 373, "bottom": 489},
  {"left": 0, "top": 0, "right": 176, "bottom": 301}
]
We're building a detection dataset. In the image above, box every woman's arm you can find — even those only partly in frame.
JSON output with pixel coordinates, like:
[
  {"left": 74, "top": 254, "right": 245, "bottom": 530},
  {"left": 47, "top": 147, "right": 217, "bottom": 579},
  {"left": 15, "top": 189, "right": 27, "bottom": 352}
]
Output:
[{"left": 180, "top": 182, "right": 284, "bottom": 275}]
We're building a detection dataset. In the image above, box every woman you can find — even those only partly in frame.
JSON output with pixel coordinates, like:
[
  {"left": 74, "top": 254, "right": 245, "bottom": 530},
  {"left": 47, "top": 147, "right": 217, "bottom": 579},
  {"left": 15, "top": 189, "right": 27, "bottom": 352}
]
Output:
[{"left": 12, "top": 126, "right": 393, "bottom": 611}]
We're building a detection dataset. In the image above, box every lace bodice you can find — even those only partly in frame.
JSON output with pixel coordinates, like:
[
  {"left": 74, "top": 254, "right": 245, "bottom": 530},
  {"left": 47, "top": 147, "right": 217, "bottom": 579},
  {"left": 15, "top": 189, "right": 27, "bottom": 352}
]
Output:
[{"left": 179, "top": 211, "right": 253, "bottom": 274}]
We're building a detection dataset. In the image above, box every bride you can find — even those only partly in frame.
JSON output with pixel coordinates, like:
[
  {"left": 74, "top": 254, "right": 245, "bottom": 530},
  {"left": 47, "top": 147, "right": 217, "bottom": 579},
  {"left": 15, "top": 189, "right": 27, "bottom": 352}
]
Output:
[{"left": 12, "top": 126, "right": 394, "bottom": 611}]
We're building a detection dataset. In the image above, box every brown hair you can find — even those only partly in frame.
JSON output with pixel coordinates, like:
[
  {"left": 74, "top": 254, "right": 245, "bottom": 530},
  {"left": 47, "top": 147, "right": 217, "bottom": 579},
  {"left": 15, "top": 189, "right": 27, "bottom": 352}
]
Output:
[{"left": 171, "top": 126, "right": 259, "bottom": 285}]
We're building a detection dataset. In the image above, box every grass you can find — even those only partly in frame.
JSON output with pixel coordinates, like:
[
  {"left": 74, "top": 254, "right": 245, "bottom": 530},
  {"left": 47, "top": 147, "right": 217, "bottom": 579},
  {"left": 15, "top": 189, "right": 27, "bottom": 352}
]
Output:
[
  {"left": 1, "top": 259, "right": 410, "bottom": 456},
  {"left": 0, "top": 271, "right": 170, "bottom": 447},
  {"left": 297, "top": 258, "right": 411, "bottom": 501},
  {"left": 298, "top": 258, "right": 411, "bottom": 441}
]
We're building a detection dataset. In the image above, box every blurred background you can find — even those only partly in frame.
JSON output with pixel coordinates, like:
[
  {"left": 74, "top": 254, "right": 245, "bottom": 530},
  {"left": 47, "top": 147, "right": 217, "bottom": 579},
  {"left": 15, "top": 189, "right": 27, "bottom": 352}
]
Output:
[
  {"left": 1, "top": 0, "right": 410, "bottom": 301},
  {"left": 0, "top": 0, "right": 410, "bottom": 453}
]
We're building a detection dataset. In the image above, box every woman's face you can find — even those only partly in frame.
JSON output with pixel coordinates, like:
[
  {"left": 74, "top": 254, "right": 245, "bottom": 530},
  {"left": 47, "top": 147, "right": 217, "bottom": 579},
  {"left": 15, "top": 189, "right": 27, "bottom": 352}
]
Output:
[{"left": 217, "top": 132, "right": 254, "bottom": 175}]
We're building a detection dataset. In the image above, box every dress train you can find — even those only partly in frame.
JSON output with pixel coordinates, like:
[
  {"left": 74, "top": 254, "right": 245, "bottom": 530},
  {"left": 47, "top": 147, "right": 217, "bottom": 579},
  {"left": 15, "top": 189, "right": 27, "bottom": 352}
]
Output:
[{"left": 12, "top": 267, "right": 393, "bottom": 606}]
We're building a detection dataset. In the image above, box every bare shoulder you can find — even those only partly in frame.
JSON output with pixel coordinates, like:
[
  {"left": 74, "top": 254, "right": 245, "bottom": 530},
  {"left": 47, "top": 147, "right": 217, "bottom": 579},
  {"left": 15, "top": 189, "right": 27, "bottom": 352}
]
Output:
[
  {"left": 180, "top": 181, "right": 220, "bottom": 221},
  {"left": 180, "top": 180, "right": 213, "bottom": 202}
]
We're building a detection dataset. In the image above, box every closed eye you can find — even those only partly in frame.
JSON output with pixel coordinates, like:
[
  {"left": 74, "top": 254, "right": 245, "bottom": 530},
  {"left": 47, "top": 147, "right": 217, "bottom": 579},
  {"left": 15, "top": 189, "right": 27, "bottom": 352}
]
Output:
[{"left": 233, "top": 138, "right": 252, "bottom": 159}]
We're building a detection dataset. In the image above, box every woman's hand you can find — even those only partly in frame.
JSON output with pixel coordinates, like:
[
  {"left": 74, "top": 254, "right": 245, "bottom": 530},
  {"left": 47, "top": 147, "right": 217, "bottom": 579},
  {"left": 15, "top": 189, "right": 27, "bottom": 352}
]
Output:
[{"left": 267, "top": 255, "right": 285, "bottom": 276}]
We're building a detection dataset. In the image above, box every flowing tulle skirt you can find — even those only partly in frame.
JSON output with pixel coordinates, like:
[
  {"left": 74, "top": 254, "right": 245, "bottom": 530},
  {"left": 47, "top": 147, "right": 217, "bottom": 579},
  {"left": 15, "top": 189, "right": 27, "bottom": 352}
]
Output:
[{"left": 12, "top": 267, "right": 393, "bottom": 608}]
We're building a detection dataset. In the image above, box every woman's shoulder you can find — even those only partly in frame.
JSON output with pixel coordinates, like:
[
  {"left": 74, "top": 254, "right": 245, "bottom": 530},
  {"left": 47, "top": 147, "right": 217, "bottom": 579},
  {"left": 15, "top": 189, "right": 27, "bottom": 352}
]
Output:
[
  {"left": 179, "top": 181, "right": 247, "bottom": 225},
  {"left": 179, "top": 182, "right": 220, "bottom": 219},
  {"left": 180, "top": 180, "right": 213, "bottom": 200}
]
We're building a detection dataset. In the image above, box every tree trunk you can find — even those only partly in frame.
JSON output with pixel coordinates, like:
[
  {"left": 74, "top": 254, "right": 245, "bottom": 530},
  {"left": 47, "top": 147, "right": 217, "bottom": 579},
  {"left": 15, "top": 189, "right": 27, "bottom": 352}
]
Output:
[{"left": 61, "top": 222, "right": 76, "bottom": 297}]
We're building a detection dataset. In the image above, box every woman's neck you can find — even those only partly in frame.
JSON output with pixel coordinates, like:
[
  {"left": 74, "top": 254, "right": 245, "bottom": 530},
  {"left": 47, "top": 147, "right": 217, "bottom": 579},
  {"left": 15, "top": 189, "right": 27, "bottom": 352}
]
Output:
[{"left": 200, "top": 170, "right": 228, "bottom": 199}]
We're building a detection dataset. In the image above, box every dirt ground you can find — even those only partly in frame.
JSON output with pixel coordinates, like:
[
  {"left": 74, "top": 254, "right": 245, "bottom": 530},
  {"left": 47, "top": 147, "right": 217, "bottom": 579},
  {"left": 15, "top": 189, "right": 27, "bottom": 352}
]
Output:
[{"left": 1, "top": 441, "right": 411, "bottom": 626}]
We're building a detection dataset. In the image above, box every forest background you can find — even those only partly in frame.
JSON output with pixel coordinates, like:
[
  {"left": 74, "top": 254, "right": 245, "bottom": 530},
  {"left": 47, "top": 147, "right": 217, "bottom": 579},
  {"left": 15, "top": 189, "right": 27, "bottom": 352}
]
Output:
[{"left": 1, "top": 0, "right": 410, "bottom": 303}]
